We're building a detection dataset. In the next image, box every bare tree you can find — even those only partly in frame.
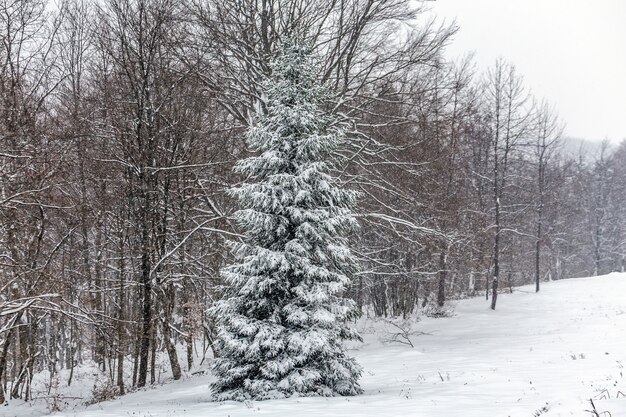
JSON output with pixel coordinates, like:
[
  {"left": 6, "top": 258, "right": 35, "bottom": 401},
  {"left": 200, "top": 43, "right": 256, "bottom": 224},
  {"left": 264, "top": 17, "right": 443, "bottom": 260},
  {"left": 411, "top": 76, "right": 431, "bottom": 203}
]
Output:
[
  {"left": 482, "top": 59, "right": 533, "bottom": 310},
  {"left": 531, "top": 101, "right": 562, "bottom": 291}
]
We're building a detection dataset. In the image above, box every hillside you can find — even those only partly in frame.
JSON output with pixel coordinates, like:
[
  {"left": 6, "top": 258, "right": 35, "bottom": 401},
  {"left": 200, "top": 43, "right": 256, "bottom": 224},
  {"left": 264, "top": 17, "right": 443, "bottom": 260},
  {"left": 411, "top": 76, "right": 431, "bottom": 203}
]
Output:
[{"left": 6, "top": 273, "right": 626, "bottom": 417}]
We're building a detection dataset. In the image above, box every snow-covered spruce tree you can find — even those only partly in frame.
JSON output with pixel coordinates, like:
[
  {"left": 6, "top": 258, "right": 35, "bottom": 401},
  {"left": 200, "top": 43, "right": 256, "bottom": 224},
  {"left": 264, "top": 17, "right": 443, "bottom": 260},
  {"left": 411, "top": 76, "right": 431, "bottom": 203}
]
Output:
[{"left": 211, "top": 38, "right": 363, "bottom": 401}]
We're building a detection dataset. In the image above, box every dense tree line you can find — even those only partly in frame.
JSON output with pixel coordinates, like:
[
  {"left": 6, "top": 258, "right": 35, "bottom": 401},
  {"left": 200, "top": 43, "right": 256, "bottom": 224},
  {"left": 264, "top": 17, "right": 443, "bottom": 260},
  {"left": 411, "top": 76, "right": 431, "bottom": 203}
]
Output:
[{"left": 0, "top": 0, "right": 624, "bottom": 403}]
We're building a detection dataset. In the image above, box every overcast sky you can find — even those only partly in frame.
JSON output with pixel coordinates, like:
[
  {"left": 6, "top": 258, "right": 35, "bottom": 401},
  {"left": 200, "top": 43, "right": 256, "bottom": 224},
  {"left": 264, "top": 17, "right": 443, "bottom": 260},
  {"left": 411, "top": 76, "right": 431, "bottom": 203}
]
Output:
[{"left": 429, "top": 0, "right": 626, "bottom": 143}]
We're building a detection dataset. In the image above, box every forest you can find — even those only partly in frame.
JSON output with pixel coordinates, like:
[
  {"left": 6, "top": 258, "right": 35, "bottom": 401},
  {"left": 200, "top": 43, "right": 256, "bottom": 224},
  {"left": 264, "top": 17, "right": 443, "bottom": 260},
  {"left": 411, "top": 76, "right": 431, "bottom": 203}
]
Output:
[{"left": 1, "top": 0, "right": 625, "bottom": 405}]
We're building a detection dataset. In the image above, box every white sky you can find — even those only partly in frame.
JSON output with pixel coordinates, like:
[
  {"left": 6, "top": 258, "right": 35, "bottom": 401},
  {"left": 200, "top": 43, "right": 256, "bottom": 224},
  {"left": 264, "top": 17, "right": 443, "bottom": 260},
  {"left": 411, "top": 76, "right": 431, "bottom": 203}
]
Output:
[{"left": 429, "top": 0, "right": 626, "bottom": 143}]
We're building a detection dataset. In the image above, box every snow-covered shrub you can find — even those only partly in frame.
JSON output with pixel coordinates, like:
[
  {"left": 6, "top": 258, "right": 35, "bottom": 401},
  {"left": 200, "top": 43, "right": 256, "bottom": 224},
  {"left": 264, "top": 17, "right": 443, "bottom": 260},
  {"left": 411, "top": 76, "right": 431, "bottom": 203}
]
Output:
[
  {"left": 422, "top": 299, "right": 455, "bottom": 318},
  {"left": 86, "top": 379, "right": 118, "bottom": 405}
]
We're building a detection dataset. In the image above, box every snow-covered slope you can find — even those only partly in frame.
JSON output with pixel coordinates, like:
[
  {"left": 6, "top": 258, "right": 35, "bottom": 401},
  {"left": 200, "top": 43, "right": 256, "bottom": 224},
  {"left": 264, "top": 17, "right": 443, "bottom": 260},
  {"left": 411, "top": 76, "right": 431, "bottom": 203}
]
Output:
[{"left": 6, "top": 273, "right": 626, "bottom": 417}]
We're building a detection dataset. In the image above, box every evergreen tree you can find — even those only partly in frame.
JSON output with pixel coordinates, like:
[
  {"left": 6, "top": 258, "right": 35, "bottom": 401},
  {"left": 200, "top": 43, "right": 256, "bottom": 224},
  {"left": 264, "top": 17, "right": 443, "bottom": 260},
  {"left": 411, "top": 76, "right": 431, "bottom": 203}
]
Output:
[{"left": 211, "top": 37, "right": 363, "bottom": 401}]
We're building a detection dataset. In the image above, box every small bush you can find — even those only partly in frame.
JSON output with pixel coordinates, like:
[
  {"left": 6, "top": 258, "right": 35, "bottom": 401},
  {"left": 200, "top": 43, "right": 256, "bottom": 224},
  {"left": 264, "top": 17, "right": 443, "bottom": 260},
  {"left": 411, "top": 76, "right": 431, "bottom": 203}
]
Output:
[
  {"left": 46, "top": 376, "right": 65, "bottom": 412},
  {"left": 86, "top": 380, "right": 118, "bottom": 405},
  {"left": 422, "top": 300, "right": 455, "bottom": 318},
  {"left": 532, "top": 403, "right": 550, "bottom": 416}
]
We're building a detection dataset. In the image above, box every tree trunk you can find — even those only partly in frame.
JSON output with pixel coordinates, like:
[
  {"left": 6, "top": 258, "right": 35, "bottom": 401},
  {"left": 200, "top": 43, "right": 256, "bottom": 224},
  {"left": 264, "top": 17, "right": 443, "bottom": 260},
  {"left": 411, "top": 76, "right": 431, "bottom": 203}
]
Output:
[
  {"left": 535, "top": 218, "right": 542, "bottom": 292},
  {"left": 437, "top": 251, "right": 447, "bottom": 307},
  {"left": 490, "top": 277, "right": 498, "bottom": 310},
  {"left": 594, "top": 222, "right": 601, "bottom": 276},
  {"left": 137, "top": 249, "right": 152, "bottom": 387},
  {"left": 491, "top": 196, "right": 501, "bottom": 310},
  {"left": 0, "top": 317, "right": 19, "bottom": 404},
  {"left": 117, "top": 228, "right": 126, "bottom": 395},
  {"left": 150, "top": 322, "right": 157, "bottom": 385},
  {"left": 160, "top": 286, "right": 182, "bottom": 380},
  {"left": 162, "top": 319, "right": 182, "bottom": 380},
  {"left": 137, "top": 173, "right": 152, "bottom": 388}
]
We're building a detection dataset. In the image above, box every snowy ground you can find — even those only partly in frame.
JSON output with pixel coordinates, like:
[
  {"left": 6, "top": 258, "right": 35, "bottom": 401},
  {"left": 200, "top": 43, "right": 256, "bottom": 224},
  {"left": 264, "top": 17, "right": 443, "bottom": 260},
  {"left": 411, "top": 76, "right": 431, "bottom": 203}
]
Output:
[{"left": 6, "top": 273, "right": 626, "bottom": 417}]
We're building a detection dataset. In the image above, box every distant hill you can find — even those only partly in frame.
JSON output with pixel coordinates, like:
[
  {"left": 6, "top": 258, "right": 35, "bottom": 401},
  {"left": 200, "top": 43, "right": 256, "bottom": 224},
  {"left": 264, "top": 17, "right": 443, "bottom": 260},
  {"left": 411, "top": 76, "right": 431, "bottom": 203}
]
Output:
[{"left": 559, "top": 136, "right": 615, "bottom": 160}]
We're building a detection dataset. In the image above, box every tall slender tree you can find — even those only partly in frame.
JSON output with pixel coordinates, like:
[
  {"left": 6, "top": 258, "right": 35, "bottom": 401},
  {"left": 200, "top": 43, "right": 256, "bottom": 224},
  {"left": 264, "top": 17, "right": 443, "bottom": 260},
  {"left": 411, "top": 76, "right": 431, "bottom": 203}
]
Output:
[{"left": 211, "top": 37, "right": 362, "bottom": 401}]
